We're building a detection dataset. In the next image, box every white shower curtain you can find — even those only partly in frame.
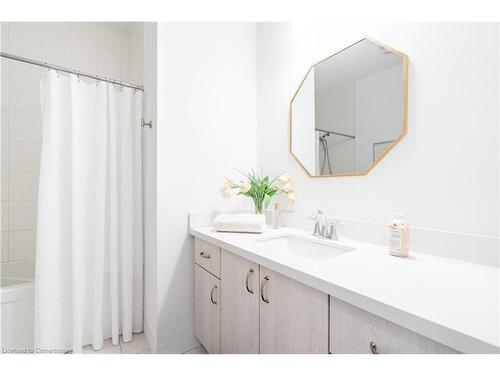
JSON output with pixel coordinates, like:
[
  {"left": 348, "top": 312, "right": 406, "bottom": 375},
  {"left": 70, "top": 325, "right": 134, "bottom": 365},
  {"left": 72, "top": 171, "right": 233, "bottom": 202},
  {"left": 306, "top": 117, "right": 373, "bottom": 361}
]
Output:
[{"left": 35, "top": 70, "right": 143, "bottom": 354}]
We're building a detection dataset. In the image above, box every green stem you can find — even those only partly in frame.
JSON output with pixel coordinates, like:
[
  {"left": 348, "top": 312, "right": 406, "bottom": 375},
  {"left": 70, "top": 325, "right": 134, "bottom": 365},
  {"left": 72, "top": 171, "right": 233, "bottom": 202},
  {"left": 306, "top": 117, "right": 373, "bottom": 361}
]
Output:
[{"left": 253, "top": 197, "right": 264, "bottom": 214}]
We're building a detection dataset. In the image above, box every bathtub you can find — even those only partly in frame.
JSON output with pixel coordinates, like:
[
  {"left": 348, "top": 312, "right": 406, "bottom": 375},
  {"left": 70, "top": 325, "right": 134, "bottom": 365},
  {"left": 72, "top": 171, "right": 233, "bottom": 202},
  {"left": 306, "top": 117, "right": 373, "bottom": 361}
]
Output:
[{"left": 1, "top": 269, "right": 35, "bottom": 352}]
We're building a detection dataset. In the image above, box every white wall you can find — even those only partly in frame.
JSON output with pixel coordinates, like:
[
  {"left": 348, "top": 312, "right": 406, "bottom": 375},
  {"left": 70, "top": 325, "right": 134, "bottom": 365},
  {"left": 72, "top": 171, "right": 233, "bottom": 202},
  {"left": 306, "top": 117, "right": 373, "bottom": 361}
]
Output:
[
  {"left": 257, "top": 22, "right": 499, "bottom": 237},
  {"left": 355, "top": 64, "right": 403, "bottom": 172},
  {"left": 156, "top": 23, "right": 257, "bottom": 353},
  {"left": 291, "top": 68, "right": 316, "bottom": 174}
]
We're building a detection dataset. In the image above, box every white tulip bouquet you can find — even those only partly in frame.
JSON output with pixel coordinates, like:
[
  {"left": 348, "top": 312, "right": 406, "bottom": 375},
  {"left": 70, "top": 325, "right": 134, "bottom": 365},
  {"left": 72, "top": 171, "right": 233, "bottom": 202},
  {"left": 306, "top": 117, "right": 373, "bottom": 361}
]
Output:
[{"left": 222, "top": 169, "right": 296, "bottom": 214}]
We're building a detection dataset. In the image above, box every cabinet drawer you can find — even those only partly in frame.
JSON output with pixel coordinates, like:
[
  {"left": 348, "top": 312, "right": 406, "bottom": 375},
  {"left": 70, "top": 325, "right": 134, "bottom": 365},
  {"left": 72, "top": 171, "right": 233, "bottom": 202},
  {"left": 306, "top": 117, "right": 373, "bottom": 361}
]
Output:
[
  {"left": 194, "top": 238, "right": 220, "bottom": 278},
  {"left": 330, "top": 297, "right": 458, "bottom": 354}
]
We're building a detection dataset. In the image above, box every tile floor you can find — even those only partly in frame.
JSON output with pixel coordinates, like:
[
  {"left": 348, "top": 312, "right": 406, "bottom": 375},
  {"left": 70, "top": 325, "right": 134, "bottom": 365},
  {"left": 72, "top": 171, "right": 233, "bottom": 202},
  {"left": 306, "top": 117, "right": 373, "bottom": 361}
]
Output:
[
  {"left": 183, "top": 346, "right": 208, "bottom": 354},
  {"left": 82, "top": 333, "right": 150, "bottom": 354},
  {"left": 82, "top": 332, "right": 208, "bottom": 354}
]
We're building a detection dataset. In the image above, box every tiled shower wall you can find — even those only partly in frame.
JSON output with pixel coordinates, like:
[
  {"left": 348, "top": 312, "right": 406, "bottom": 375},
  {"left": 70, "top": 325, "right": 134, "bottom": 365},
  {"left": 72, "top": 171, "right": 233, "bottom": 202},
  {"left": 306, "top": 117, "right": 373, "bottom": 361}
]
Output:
[{"left": 0, "top": 22, "right": 144, "bottom": 285}]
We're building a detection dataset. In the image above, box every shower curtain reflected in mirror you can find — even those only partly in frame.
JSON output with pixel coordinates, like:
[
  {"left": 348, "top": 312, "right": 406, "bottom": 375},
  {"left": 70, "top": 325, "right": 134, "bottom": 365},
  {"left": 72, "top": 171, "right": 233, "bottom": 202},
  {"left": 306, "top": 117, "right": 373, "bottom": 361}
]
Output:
[{"left": 35, "top": 70, "right": 143, "bottom": 354}]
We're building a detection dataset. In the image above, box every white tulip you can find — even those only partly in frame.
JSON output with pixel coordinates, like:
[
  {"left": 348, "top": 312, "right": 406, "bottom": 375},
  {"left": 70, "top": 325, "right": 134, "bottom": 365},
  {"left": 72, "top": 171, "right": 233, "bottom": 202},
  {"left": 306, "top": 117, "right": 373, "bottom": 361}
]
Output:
[
  {"left": 286, "top": 192, "right": 296, "bottom": 202},
  {"left": 221, "top": 181, "right": 233, "bottom": 197},
  {"left": 278, "top": 174, "right": 289, "bottom": 184},
  {"left": 282, "top": 182, "right": 293, "bottom": 192},
  {"left": 239, "top": 182, "right": 251, "bottom": 193}
]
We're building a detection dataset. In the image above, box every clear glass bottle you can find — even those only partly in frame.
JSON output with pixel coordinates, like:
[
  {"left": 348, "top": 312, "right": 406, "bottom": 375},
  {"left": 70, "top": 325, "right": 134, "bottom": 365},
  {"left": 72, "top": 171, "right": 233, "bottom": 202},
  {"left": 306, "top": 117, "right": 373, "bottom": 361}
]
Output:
[{"left": 271, "top": 203, "right": 282, "bottom": 229}]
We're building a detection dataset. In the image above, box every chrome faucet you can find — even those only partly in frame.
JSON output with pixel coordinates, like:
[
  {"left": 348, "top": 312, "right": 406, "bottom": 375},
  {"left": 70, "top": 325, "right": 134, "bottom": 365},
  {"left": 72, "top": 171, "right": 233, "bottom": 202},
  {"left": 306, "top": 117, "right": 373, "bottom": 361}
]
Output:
[{"left": 309, "top": 210, "right": 339, "bottom": 240}]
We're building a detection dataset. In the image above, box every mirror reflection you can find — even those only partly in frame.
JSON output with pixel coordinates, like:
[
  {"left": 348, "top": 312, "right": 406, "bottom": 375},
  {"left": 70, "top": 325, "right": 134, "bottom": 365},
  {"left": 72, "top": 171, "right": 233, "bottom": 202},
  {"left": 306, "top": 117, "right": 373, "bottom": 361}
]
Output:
[{"left": 290, "top": 38, "right": 408, "bottom": 176}]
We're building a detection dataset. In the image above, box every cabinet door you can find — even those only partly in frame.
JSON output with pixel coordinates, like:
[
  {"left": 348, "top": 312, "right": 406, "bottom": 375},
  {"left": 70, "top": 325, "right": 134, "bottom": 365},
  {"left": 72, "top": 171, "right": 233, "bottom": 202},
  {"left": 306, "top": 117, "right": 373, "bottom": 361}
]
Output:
[
  {"left": 259, "top": 267, "right": 329, "bottom": 353},
  {"left": 330, "top": 297, "right": 458, "bottom": 354},
  {"left": 220, "top": 250, "right": 260, "bottom": 353},
  {"left": 194, "top": 264, "right": 220, "bottom": 353}
]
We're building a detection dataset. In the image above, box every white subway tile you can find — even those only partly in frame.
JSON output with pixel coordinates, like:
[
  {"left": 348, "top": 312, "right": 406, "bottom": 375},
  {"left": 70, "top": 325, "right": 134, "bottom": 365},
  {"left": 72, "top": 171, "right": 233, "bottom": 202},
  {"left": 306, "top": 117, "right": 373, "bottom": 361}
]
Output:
[
  {"left": 1, "top": 257, "right": 35, "bottom": 279},
  {"left": 120, "top": 55, "right": 129, "bottom": 82},
  {"left": 120, "top": 31, "right": 129, "bottom": 55},
  {"left": 8, "top": 81, "right": 41, "bottom": 114},
  {"left": 1, "top": 201, "right": 8, "bottom": 231},
  {"left": 97, "top": 24, "right": 121, "bottom": 54},
  {"left": 1, "top": 139, "right": 7, "bottom": 170},
  {"left": 9, "top": 200, "right": 36, "bottom": 230},
  {"left": 8, "top": 140, "right": 41, "bottom": 171},
  {"left": 1, "top": 23, "right": 9, "bottom": 53},
  {"left": 1, "top": 58, "right": 8, "bottom": 82},
  {"left": 42, "top": 23, "right": 71, "bottom": 67},
  {"left": 129, "top": 56, "right": 144, "bottom": 86},
  {"left": 7, "top": 60, "right": 41, "bottom": 85},
  {"left": 1, "top": 231, "right": 8, "bottom": 262},
  {"left": 9, "top": 171, "right": 39, "bottom": 201},
  {"left": 1, "top": 109, "right": 8, "bottom": 140},
  {"left": 97, "top": 51, "right": 121, "bottom": 81},
  {"left": 8, "top": 22, "right": 43, "bottom": 59},
  {"left": 1, "top": 169, "right": 7, "bottom": 201},
  {"left": 128, "top": 27, "right": 144, "bottom": 60},
  {"left": 71, "top": 47, "right": 98, "bottom": 75},
  {"left": 70, "top": 22, "right": 97, "bottom": 47},
  {"left": 1, "top": 75, "right": 7, "bottom": 109},
  {"left": 71, "top": 23, "right": 97, "bottom": 74},
  {"left": 8, "top": 230, "right": 35, "bottom": 260},
  {"left": 8, "top": 111, "right": 41, "bottom": 142}
]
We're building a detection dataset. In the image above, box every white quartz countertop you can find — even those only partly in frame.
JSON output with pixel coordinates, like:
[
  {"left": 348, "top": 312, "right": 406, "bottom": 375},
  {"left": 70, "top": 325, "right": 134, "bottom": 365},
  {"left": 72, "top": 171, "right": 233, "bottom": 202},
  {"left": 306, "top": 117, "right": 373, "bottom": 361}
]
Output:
[{"left": 189, "top": 225, "right": 500, "bottom": 353}]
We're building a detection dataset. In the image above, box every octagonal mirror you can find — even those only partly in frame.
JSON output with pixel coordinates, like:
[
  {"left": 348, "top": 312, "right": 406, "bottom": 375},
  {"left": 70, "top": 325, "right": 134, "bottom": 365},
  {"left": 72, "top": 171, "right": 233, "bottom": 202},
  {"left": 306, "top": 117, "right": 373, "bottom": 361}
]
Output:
[{"left": 290, "top": 38, "right": 408, "bottom": 177}]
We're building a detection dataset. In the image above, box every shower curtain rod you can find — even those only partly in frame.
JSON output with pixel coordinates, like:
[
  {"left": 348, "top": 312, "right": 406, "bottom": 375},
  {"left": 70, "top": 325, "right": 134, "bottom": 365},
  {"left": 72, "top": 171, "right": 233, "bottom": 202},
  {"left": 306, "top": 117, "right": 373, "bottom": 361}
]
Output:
[
  {"left": 1, "top": 52, "right": 144, "bottom": 91},
  {"left": 316, "top": 128, "right": 356, "bottom": 139}
]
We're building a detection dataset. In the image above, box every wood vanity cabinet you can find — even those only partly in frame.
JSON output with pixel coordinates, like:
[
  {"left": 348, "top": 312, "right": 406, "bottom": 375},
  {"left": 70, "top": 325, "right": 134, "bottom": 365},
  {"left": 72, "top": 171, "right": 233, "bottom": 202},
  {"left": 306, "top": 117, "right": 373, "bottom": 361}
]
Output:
[
  {"left": 194, "top": 238, "right": 458, "bottom": 354},
  {"left": 194, "top": 264, "right": 221, "bottom": 354},
  {"left": 330, "top": 297, "right": 458, "bottom": 354},
  {"left": 220, "top": 250, "right": 260, "bottom": 353},
  {"left": 259, "top": 267, "right": 329, "bottom": 354}
]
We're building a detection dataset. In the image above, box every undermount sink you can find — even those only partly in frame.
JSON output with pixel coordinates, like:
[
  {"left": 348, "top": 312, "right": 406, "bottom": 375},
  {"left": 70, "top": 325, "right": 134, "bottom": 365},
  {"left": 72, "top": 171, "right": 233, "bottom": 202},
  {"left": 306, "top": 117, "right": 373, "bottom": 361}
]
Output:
[{"left": 256, "top": 234, "right": 354, "bottom": 261}]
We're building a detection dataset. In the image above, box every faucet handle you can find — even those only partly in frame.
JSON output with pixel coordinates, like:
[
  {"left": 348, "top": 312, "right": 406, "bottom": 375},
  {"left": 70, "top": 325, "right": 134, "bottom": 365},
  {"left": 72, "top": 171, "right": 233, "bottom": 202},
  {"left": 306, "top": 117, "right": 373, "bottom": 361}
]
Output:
[{"left": 325, "top": 221, "right": 339, "bottom": 241}]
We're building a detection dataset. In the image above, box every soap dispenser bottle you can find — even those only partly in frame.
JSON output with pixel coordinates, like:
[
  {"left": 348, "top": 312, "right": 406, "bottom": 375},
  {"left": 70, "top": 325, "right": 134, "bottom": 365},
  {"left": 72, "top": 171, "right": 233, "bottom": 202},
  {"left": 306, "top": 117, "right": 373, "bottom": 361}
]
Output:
[{"left": 389, "top": 213, "right": 409, "bottom": 257}]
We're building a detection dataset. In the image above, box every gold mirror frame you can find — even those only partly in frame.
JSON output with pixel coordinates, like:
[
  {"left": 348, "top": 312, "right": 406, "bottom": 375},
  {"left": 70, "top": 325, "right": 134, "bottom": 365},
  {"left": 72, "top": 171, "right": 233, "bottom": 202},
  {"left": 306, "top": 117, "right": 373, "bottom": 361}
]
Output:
[{"left": 289, "top": 37, "right": 409, "bottom": 178}]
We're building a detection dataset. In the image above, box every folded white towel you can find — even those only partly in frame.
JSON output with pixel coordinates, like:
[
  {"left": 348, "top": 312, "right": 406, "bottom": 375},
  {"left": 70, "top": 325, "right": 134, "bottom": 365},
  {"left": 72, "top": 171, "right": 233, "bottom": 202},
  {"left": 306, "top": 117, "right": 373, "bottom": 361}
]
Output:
[{"left": 214, "top": 214, "right": 266, "bottom": 233}]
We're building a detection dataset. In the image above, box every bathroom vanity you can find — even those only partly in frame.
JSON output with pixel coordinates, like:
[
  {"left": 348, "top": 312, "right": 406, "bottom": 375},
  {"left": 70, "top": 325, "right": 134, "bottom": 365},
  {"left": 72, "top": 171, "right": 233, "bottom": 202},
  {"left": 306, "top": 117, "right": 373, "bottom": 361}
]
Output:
[{"left": 190, "top": 221, "right": 500, "bottom": 354}]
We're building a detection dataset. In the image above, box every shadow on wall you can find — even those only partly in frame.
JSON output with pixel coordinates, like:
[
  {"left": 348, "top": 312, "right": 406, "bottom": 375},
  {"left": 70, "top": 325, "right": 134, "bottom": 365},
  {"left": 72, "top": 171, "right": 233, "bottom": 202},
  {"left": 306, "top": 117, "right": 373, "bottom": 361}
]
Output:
[{"left": 157, "top": 225, "right": 200, "bottom": 353}]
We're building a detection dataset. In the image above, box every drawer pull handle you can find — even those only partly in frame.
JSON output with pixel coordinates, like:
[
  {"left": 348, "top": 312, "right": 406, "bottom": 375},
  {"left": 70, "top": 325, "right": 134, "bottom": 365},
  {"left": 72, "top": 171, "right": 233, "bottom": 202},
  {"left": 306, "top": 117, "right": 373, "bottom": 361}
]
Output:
[
  {"left": 210, "top": 285, "right": 218, "bottom": 305},
  {"left": 200, "top": 251, "right": 211, "bottom": 259},
  {"left": 369, "top": 341, "right": 378, "bottom": 354},
  {"left": 245, "top": 268, "right": 255, "bottom": 294},
  {"left": 260, "top": 276, "right": 270, "bottom": 303}
]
